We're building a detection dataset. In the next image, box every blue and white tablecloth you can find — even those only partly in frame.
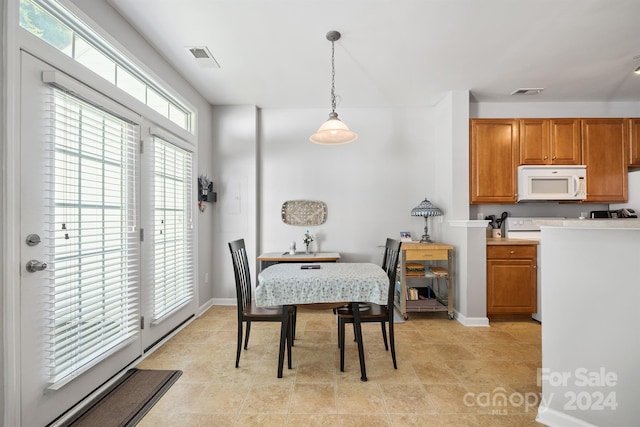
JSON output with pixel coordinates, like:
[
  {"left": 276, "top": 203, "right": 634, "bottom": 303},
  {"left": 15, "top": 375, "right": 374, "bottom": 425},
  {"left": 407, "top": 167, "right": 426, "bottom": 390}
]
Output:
[{"left": 256, "top": 262, "right": 388, "bottom": 307}]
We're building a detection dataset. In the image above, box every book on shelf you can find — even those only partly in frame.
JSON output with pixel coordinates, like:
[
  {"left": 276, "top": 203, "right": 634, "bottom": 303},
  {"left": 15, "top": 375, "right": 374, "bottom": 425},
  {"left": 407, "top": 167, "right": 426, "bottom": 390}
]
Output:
[
  {"left": 429, "top": 266, "right": 448, "bottom": 277},
  {"left": 406, "top": 262, "right": 425, "bottom": 277}
]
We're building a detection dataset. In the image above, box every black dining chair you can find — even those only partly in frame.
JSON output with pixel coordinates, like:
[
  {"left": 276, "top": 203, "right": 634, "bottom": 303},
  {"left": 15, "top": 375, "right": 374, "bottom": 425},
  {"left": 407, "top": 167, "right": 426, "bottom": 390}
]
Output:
[
  {"left": 228, "top": 238, "right": 295, "bottom": 369},
  {"left": 337, "top": 238, "right": 402, "bottom": 370},
  {"left": 338, "top": 238, "right": 400, "bottom": 347}
]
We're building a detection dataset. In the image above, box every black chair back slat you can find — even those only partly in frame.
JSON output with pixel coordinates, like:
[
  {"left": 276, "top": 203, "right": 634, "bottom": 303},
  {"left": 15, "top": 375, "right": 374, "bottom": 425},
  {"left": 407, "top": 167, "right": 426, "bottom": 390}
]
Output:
[
  {"left": 229, "top": 239, "right": 252, "bottom": 312},
  {"left": 382, "top": 238, "right": 401, "bottom": 309}
]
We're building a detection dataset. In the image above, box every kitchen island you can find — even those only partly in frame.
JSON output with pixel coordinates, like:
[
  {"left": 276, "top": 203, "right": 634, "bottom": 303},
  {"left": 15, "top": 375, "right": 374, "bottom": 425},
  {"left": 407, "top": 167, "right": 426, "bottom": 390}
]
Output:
[{"left": 535, "top": 219, "right": 640, "bottom": 427}]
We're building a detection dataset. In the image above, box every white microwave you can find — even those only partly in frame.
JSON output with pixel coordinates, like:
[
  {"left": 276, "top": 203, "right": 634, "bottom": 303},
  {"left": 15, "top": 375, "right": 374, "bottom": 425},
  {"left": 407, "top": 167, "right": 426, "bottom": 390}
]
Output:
[{"left": 517, "top": 165, "right": 587, "bottom": 201}]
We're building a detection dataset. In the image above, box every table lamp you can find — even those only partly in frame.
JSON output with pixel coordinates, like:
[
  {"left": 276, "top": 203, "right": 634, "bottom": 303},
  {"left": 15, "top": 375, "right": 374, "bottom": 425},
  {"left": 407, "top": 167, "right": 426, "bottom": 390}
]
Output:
[{"left": 411, "top": 198, "right": 442, "bottom": 243}]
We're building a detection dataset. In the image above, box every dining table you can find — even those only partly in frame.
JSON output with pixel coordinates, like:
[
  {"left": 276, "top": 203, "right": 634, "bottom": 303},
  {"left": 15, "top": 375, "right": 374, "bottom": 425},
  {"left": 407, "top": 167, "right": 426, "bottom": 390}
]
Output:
[{"left": 256, "top": 262, "right": 389, "bottom": 381}]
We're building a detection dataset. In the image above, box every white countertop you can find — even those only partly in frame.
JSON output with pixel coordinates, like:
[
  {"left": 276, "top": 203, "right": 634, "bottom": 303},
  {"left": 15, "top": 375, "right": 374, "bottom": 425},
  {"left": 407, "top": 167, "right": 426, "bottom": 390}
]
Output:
[{"left": 535, "top": 218, "right": 640, "bottom": 230}]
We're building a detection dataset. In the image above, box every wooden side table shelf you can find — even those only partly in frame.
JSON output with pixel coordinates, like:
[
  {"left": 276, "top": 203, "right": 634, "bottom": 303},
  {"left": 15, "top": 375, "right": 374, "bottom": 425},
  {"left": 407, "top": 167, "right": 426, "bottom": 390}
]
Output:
[
  {"left": 395, "top": 242, "right": 454, "bottom": 320},
  {"left": 257, "top": 252, "right": 341, "bottom": 271}
]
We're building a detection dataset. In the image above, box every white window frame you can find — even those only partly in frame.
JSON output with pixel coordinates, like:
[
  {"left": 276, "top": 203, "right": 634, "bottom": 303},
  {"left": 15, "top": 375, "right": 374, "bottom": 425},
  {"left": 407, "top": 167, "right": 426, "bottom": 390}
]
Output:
[
  {"left": 19, "top": 0, "right": 196, "bottom": 135},
  {"left": 149, "top": 130, "right": 195, "bottom": 324},
  {"left": 17, "top": 0, "right": 198, "bottom": 145}
]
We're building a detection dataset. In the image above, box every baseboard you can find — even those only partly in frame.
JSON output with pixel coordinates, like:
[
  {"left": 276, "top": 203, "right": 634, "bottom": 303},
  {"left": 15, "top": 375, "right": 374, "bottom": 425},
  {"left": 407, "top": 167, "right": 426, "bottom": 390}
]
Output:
[
  {"left": 455, "top": 311, "right": 490, "bottom": 327},
  {"left": 197, "top": 298, "right": 215, "bottom": 316},
  {"left": 211, "top": 298, "right": 236, "bottom": 306},
  {"left": 536, "top": 405, "right": 599, "bottom": 427},
  {"left": 206, "top": 300, "right": 489, "bottom": 328}
]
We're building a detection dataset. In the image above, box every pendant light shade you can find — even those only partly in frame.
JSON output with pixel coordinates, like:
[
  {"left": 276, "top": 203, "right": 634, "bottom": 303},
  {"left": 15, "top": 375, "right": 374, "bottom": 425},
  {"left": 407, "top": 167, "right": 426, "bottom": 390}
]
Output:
[
  {"left": 310, "top": 112, "right": 358, "bottom": 145},
  {"left": 310, "top": 31, "right": 358, "bottom": 145}
]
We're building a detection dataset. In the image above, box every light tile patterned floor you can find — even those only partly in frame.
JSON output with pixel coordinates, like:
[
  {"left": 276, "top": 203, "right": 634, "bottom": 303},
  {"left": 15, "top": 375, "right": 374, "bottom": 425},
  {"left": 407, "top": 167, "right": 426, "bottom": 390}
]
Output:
[{"left": 137, "top": 306, "right": 545, "bottom": 426}]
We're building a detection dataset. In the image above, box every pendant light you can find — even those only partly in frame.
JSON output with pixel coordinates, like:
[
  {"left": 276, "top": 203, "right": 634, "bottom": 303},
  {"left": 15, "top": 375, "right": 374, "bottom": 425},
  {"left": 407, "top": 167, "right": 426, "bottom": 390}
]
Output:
[{"left": 310, "top": 31, "right": 358, "bottom": 145}]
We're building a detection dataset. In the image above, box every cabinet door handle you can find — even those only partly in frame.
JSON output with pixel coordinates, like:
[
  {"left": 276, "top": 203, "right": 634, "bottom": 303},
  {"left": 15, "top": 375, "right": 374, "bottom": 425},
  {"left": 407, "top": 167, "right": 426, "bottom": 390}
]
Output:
[
  {"left": 543, "top": 156, "right": 548, "bottom": 160},
  {"left": 509, "top": 250, "right": 515, "bottom": 254},
  {"left": 533, "top": 265, "right": 537, "bottom": 269},
  {"left": 552, "top": 155, "right": 557, "bottom": 160}
]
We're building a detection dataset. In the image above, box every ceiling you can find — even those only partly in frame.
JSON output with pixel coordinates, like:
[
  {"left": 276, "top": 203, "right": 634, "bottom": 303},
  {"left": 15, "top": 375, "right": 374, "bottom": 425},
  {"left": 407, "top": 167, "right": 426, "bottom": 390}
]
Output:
[{"left": 108, "top": 0, "right": 640, "bottom": 109}]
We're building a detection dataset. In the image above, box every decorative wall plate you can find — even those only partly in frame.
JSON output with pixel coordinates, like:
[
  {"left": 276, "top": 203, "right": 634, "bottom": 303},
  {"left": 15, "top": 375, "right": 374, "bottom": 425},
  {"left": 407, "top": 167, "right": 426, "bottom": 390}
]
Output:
[{"left": 281, "top": 200, "right": 327, "bottom": 226}]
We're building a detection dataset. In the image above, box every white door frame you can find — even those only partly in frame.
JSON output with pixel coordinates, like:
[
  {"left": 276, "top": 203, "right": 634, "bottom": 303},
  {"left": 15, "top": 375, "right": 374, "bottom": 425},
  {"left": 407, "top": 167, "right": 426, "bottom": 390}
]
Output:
[{"left": 3, "top": 0, "right": 25, "bottom": 425}]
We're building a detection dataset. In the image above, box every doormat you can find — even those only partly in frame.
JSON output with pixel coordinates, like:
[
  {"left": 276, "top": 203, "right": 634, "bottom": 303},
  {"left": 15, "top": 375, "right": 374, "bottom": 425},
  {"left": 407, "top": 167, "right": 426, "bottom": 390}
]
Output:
[{"left": 63, "top": 368, "right": 182, "bottom": 427}]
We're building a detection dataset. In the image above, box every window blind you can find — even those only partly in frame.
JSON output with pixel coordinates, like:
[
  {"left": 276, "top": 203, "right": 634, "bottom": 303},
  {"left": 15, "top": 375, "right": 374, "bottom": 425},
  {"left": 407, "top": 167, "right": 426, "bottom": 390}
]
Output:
[
  {"left": 45, "top": 89, "right": 139, "bottom": 387},
  {"left": 151, "top": 136, "right": 194, "bottom": 322}
]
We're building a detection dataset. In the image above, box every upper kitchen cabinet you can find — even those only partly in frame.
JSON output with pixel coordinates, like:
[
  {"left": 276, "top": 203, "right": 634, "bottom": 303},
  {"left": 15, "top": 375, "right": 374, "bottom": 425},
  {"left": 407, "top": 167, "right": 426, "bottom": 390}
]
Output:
[
  {"left": 629, "top": 118, "right": 640, "bottom": 168},
  {"left": 470, "top": 119, "right": 519, "bottom": 204},
  {"left": 519, "top": 119, "right": 581, "bottom": 165},
  {"left": 581, "top": 118, "right": 629, "bottom": 203}
]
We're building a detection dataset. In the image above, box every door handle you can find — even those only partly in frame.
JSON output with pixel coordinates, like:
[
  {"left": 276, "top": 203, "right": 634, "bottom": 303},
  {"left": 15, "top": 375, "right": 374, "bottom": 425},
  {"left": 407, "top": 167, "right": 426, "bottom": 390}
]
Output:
[{"left": 26, "top": 260, "right": 47, "bottom": 273}]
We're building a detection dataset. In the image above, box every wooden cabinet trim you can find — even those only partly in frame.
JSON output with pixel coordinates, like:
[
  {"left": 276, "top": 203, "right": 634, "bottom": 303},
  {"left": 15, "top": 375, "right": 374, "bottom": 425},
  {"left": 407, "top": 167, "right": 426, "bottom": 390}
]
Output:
[{"left": 630, "top": 118, "right": 640, "bottom": 167}]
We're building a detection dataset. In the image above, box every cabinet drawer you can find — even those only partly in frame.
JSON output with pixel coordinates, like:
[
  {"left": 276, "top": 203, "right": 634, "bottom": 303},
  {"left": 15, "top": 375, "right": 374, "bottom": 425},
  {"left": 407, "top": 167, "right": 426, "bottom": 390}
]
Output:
[
  {"left": 487, "top": 245, "right": 536, "bottom": 259},
  {"left": 405, "top": 249, "right": 448, "bottom": 261}
]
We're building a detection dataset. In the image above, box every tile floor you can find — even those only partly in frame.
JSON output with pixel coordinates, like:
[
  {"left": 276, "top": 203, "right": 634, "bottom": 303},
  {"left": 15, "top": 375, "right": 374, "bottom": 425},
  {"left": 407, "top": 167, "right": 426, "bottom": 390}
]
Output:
[{"left": 137, "top": 306, "right": 545, "bottom": 426}]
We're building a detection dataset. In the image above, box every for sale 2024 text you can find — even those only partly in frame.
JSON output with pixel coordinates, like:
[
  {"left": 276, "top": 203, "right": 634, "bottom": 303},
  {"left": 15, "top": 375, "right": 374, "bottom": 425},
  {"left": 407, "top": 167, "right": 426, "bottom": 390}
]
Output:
[{"left": 539, "top": 367, "right": 618, "bottom": 411}]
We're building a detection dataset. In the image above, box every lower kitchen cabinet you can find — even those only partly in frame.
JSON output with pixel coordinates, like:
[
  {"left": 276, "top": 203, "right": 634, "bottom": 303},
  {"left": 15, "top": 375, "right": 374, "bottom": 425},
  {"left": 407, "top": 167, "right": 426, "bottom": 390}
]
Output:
[{"left": 486, "top": 244, "right": 537, "bottom": 314}]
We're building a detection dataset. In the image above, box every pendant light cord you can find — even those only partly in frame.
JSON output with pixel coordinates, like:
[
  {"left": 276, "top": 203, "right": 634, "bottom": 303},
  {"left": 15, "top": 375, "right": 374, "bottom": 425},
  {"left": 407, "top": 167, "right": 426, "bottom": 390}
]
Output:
[{"left": 330, "top": 39, "right": 336, "bottom": 114}]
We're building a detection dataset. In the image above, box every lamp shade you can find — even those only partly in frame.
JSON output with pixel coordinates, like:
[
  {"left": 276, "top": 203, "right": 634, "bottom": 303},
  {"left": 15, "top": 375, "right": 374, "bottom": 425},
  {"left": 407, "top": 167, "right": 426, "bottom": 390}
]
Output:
[
  {"left": 310, "top": 112, "right": 358, "bottom": 145},
  {"left": 411, "top": 198, "right": 442, "bottom": 217},
  {"left": 411, "top": 198, "right": 442, "bottom": 243}
]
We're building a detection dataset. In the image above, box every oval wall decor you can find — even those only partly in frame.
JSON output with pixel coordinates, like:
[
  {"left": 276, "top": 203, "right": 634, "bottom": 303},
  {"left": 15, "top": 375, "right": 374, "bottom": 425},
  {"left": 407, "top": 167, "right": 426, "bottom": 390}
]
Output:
[{"left": 281, "top": 200, "right": 327, "bottom": 226}]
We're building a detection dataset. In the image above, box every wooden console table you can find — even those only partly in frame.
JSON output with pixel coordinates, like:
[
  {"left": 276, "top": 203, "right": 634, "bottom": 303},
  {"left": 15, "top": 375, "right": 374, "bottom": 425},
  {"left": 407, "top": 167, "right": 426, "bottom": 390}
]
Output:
[{"left": 257, "top": 252, "right": 341, "bottom": 271}]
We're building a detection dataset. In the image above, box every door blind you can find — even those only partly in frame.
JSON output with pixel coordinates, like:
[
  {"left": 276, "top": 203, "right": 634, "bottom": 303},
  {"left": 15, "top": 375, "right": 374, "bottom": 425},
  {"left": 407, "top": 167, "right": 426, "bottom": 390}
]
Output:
[
  {"left": 151, "top": 136, "right": 194, "bottom": 322},
  {"left": 45, "top": 89, "right": 139, "bottom": 387}
]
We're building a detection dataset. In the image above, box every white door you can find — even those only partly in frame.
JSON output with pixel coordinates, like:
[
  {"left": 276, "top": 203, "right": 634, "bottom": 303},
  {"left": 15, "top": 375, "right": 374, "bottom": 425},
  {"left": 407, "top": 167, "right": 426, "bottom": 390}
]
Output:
[{"left": 19, "top": 51, "right": 142, "bottom": 427}]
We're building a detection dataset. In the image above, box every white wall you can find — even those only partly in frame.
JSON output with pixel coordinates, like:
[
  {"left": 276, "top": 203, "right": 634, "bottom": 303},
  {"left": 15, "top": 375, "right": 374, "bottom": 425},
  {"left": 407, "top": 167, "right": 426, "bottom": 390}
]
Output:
[
  {"left": 208, "top": 92, "right": 495, "bottom": 326},
  {"left": 210, "top": 105, "right": 258, "bottom": 301},
  {"left": 1, "top": 0, "right": 7, "bottom": 420},
  {"left": 612, "top": 169, "right": 640, "bottom": 211},
  {"left": 434, "top": 91, "right": 492, "bottom": 324},
  {"left": 209, "top": 102, "right": 479, "bottom": 307},
  {"left": 69, "top": 0, "right": 217, "bottom": 310},
  {"left": 471, "top": 101, "right": 640, "bottom": 119},
  {"left": 208, "top": 91, "right": 495, "bottom": 327},
  {"left": 259, "top": 106, "right": 436, "bottom": 261},
  {"left": 538, "top": 225, "right": 640, "bottom": 426}
]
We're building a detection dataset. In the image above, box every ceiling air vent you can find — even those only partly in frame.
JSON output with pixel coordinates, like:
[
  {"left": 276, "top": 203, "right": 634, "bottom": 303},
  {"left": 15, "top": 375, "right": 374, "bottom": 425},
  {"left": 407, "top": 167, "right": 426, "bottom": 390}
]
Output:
[
  {"left": 511, "top": 88, "right": 544, "bottom": 95},
  {"left": 186, "top": 46, "right": 220, "bottom": 68}
]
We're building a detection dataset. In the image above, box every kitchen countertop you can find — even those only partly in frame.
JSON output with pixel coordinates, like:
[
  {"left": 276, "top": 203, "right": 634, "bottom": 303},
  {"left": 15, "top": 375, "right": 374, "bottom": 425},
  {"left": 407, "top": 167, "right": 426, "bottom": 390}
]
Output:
[
  {"left": 486, "top": 237, "right": 539, "bottom": 245},
  {"left": 535, "top": 218, "right": 640, "bottom": 229}
]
